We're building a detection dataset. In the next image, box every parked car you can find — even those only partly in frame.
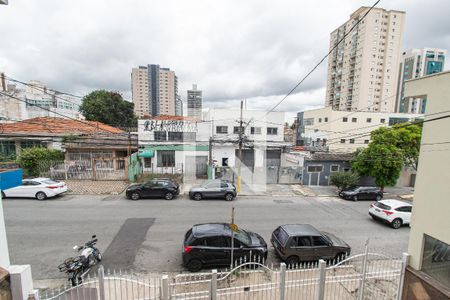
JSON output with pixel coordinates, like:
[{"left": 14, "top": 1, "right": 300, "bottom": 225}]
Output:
[
  {"left": 339, "top": 186, "right": 383, "bottom": 201},
  {"left": 1, "top": 178, "right": 67, "bottom": 200},
  {"left": 188, "top": 180, "right": 236, "bottom": 201},
  {"left": 182, "top": 223, "right": 268, "bottom": 271},
  {"left": 126, "top": 179, "right": 179, "bottom": 200},
  {"left": 369, "top": 199, "right": 412, "bottom": 229},
  {"left": 271, "top": 224, "right": 351, "bottom": 265}
]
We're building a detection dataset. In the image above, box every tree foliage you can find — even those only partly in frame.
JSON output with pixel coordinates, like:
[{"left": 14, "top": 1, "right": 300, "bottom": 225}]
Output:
[
  {"left": 18, "top": 147, "right": 64, "bottom": 177},
  {"left": 80, "top": 90, "right": 137, "bottom": 128},
  {"left": 351, "top": 144, "right": 404, "bottom": 190},
  {"left": 330, "top": 171, "right": 360, "bottom": 191},
  {"left": 370, "top": 124, "right": 422, "bottom": 170}
]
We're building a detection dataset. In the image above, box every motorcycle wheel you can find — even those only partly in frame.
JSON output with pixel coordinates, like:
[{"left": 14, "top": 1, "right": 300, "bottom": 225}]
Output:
[
  {"left": 96, "top": 252, "right": 102, "bottom": 262},
  {"left": 70, "top": 272, "right": 82, "bottom": 286}
]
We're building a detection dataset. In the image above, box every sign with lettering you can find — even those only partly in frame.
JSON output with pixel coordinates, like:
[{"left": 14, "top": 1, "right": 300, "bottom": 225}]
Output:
[{"left": 142, "top": 120, "right": 198, "bottom": 132}]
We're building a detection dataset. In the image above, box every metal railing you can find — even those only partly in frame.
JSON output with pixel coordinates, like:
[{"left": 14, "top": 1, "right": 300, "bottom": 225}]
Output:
[{"left": 39, "top": 251, "right": 410, "bottom": 300}]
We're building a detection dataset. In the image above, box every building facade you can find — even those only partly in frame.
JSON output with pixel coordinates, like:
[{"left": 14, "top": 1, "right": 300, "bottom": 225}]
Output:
[
  {"left": 131, "top": 65, "right": 178, "bottom": 117},
  {"left": 396, "top": 48, "right": 447, "bottom": 114},
  {"left": 402, "top": 71, "right": 450, "bottom": 299},
  {"left": 187, "top": 84, "right": 202, "bottom": 120},
  {"left": 325, "top": 7, "right": 405, "bottom": 113},
  {"left": 296, "top": 106, "right": 422, "bottom": 152},
  {"left": 0, "top": 80, "right": 82, "bottom": 122}
]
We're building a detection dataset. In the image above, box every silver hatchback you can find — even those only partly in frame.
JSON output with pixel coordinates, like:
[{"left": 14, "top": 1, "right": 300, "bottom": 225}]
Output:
[{"left": 188, "top": 180, "right": 237, "bottom": 201}]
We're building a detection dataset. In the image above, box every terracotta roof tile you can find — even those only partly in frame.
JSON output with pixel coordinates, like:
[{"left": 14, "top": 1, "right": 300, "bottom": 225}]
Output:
[{"left": 0, "top": 117, "right": 123, "bottom": 135}]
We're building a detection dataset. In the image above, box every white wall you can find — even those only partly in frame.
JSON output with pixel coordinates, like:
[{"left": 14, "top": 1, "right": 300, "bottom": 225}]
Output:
[
  {"left": 0, "top": 195, "right": 10, "bottom": 268},
  {"left": 213, "top": 146, "right": 236, "bottom": 167},
  {"left": 405, "top": 71, "right": 450, "bottom": 270}
]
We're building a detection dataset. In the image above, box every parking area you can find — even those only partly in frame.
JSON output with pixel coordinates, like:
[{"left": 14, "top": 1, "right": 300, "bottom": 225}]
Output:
[{"left": 3, "top": 193, "right": 410, "bottom": 281}]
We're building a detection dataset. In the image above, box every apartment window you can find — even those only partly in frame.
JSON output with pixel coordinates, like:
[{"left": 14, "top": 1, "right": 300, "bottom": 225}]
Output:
[
  {"left": 318, "top": 118, "right": 322, "bottom": 123},
  {"left": 366, "top": 118, "right": 372, "bottom": 123},
  {"left": 0, "top": 141, "right": 16, "bottom": 157},
  {"left": 233, "top": 126, "right": 243, "bottom": 134},
  {"left": 304, "top": 118, "right": 314, "bottom": 126},
  {"left": 168, "top": 132, "right": 183, "bottom": 141},
  {"left": 349, "top": 139, "right": 355, "bottom": 144},
  {"left": 340, "top": 139, "right": 346, "bottom": 144},
  {"left": 157, "top": 150, "right": 175, "bottom": 167},
  {"left": 364, "top": 140, "right": 370, "bottom": 144},
  {"left": 267, "top": 127, "right": 278, "bottom": 135},
  {"left": 324, "top": 117, "right": 328, "bottom": 122},
  {"left": 154, "top": 131, "right": 167, "bottom": 141},
  {"left": 250, "top": 127, "right": 262, "bottom": 135},
  {"left": 216, "top": 126, "right": 228, "bottom": 134},
  {"left": 307, "top": 165, "right": 323, "bottom": 173},
  {"left": 143, "top": 157, "right": 152, "bottom": 168},
  {"left": 342, "top": 117, "right": 348, "bottom": 122},
  {"left": 21, "top": 140, "right": 42, "bottom": 149},
  {"left": 380, "top": 118, "right": 386, "bottom": 123},
  {"left": 421, "top": 234, "right": 450, "bottom": 289},
  {"left": 352, "top": 118, "right": 357, "bottom": 123},
  {"left": 330, "top": 165, "right": 339, "bottom": 172}
]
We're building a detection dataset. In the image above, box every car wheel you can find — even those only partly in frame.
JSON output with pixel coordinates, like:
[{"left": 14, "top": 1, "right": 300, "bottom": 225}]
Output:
[
  {"left": 193, "top": 193, "right": 202, "bottom": 201},
  {"left": 224, "top": 193, "right": 234, "bottom": 201},
  {"left": 285, "top": 256, "right": 299, "bottom": 267},
  {"left": 36, "top": 192, "right": 47, "bottom": 201},
  {"left": 131, "top": 192, "right": 140, "bottom": 200},
  {"left": 1, "top": 191, "right": 5, "bottom": 199},
  {"left": 391, "top": 218, "right": 402, "bottom": 229},
  {"left": 186, "top": 259, "right": 203, "bottom": 272},
  {"left": 375, "top": 194, "right": 382, "bottom": 201},
  {"left": 164, "top": 192, "right": 174, "bottom": 200},
  {"left": 353, "top": 195, "right": 358, "bottom": 201}
]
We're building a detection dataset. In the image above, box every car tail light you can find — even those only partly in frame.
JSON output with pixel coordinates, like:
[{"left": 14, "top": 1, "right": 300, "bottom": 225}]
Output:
[
  {"left": 383, "top": 210, "right": 393, "bottom": 215},
  {"left": 47, "top": 186, "right": 59, "bottom": 189},
  {"left": 370, "top": 204, "right": 374, "bottom": 208},
  {"left": 184, "top": 246, "right": 193, "bottom": 253}
]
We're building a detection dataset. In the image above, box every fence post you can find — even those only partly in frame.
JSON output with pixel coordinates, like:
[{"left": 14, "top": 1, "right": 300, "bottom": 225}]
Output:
[
  {"left": 210, "top": 269, "right": 217, "bottom": 300},
  {"left": 161, "top": 275, "right": 169, "bottom": 300},
  {"left": 98, "top": 265, "right": 106, "bottom": 300},
  {"left": 279, "top": 263, "right": 286, "bottom": 300},
  {"left": 316, "top": 259, "right": 326, "bottom": 300},
  {"left": 396, "top": 253, "right": 410, "bottom": 300},
  {"left": 358, "top": 240, "right": 370, "bottom": 300}
]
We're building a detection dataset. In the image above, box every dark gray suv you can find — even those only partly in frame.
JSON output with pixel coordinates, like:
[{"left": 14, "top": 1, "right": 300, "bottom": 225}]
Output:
[
  {"left": 271, "top": 224, "right": 351, "bottom": 265},
  {"left": 188, "top": 180, "right": 237, "bottom": 201}
]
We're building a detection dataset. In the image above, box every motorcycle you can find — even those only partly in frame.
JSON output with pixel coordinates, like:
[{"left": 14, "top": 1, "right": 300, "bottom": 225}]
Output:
[{"left": 58, "top": 235, "right": 102, "bottom": 286}]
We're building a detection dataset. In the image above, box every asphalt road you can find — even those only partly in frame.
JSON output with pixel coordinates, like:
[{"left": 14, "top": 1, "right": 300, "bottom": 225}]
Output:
[{"left": 3, "top": 193, "right": 410, "bottom": 280}]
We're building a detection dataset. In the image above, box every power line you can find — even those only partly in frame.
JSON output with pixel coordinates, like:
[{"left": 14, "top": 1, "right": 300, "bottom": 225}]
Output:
[{"left": 261, "top": 0, "right": 381, "bottom": 118}]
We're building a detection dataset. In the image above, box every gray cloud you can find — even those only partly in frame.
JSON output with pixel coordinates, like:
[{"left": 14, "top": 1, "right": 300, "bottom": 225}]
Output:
[{"left": 0, "top": 0, "right": 448, "bottom": 121}]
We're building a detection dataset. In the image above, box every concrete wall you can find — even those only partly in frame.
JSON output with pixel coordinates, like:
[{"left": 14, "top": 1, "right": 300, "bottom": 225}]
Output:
[
  {"left": 302, "top": 160, "right": 351, "bottom": 186},
  {"left": 405, "top": 71, "right": 450, "bottom": 270}
]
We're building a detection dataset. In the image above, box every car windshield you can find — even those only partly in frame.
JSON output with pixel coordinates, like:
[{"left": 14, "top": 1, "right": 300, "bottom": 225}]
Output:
[
  {"left": 374, "top": 202, "right": 391, "bottom": 210},
  {"left": 234, "top": 228, "right": 251, "bottom": 246},
  {"left": 345, "top": 186, "right": 360, "bottom": 192}
]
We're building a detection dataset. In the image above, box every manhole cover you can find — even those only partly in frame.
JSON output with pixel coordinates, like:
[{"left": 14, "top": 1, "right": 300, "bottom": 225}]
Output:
[{"left": 273, "top": 199, "right": 294, "bottom": 204}]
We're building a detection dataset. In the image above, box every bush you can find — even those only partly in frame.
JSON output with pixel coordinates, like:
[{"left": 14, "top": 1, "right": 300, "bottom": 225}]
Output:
[
  {"left": 330, "top": 171, "right": 360, "bottom": 191},
  {"left": 18, "top": 147, "right": 64, "bottom": 177}
]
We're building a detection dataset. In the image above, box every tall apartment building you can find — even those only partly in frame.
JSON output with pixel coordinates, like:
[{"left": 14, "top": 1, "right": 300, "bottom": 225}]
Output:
[
  {"left": 325, "top": 7, "right": 405, "bottom": 113},
  {"left": 131, "top": 64, "right": 178, "bottom": 117},
  {"left": 396, "top": 48, "right": 447, "bottom": 114},
  {"left": 187, "top": 84, "right": 202, "bottom": 120}
]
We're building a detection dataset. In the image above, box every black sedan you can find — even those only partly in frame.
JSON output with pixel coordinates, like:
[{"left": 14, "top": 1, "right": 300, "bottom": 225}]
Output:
[
  {"left": 182, "top": 223, "right": 268, "bottom": 271},
  {"left": 339, "top": 186, "right": 383, "bottom": 201},
  {"left": 126, "top": 179, "right": 179, "bottom": 200}
]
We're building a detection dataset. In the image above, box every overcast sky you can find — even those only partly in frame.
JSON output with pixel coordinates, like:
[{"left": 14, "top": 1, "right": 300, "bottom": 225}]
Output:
[{"left": 1, "top": 0, "right": 449, "bottom": 121}]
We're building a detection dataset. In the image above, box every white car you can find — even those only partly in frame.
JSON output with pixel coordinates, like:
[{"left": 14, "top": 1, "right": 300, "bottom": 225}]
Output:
[
  {"left": 369, "top": 199, "right": 412, "bottom": 229},
  {"left": 1, "top": 178, "right": 68, "bottom": 200}
]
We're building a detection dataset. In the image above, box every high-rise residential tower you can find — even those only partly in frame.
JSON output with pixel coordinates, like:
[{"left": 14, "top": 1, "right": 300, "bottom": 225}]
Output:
[
  {"left": 396, "top": 48, "right": 447, "bottom": 113},
  {"left": 131, "top": 64, "right": 178, "bottom": 117},
  {"left": 187, "top": 84, "right": 202, "bottom": 120},
  {"left": 325, "top": 7, "right": 405, "bottom": 113}
]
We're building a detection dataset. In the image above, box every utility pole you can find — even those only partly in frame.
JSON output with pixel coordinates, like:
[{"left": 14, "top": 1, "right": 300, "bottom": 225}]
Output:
[{"left": 237, "top": 100, "right": 244, "bottom": 193}]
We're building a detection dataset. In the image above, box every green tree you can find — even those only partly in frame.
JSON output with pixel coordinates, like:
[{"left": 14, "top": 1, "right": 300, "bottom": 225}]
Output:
[
  {"left": 80, "top": 90, "right": 137, "bottom": 128},
  {"left": 18, "top": 147, "right": 64, "bottom": 177},
  {"left": 330, "top": 171, "right": 360, "bottom": 191},
  {"left": 351, "top": 144, "right": 404, "bottom": 191},
  {"left": 370, "top": 124, "right": 422, "bottom": 170}
]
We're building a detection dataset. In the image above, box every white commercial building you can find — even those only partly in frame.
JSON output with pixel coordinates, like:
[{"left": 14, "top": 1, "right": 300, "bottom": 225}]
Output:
[
  {"left": 0, "top": 80, "right": 82, "bottom": 122},
  {"left": 296, "top": 106, "right": 422, "bottom": 152},
  {"left": 325, "top": 7, "right": 405, "bottom": 113}
]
